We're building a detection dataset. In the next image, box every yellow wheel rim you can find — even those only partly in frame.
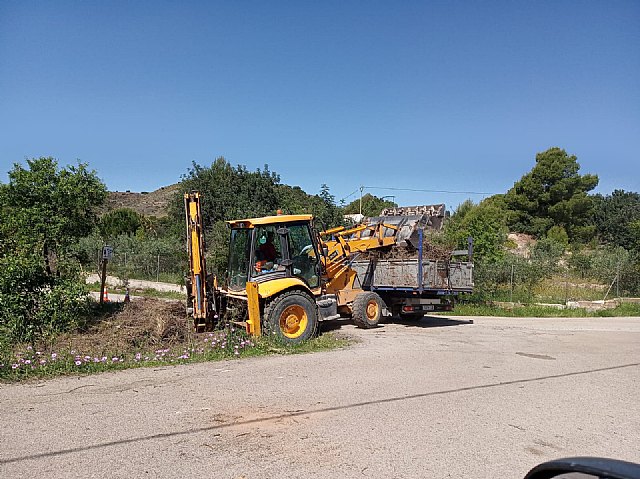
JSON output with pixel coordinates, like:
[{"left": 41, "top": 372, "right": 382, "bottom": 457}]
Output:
[
  {"left": 366, "top": 300, "right": 379, "bottom": 321},
  {"left": 279, "top": 305, "right": 308, "bottom": 339}
]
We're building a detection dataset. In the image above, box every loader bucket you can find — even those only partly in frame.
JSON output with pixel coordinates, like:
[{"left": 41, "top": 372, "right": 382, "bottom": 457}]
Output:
[{"left": 368, "top": 204, "right": 446, "bottom": 249}]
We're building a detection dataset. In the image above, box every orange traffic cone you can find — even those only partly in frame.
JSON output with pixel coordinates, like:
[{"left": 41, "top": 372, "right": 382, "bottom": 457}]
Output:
[{"left": 103, "top": 287, "right": 110, "bottom": 303}]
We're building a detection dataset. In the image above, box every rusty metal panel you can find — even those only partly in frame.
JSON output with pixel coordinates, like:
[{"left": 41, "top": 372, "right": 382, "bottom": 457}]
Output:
[
  {"left": 374, "top": 260, "right": 420, "bottom": 288},
  {"left": 352, "top": 259, "right": 474, "bottom": 290},
  {"left": 449, "top": 262, "right": 474, "bottom": 289}
]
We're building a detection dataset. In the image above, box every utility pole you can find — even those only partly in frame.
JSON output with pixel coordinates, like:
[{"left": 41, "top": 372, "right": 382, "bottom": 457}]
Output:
[{"left": 359, "top": 185, "right": 364, "bottom": 217}]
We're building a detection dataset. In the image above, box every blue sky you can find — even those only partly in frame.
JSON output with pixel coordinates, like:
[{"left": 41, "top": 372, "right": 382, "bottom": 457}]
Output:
[{"left": 1, "top": 1, "right": 638, "bottom": 209}]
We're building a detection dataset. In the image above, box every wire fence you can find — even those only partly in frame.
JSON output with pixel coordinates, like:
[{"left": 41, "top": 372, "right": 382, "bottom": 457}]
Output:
[
  {"left": 77, "top": 235, "right": 640, "bottom": 303},
  {"left": 85, "top": 249, "right": 186, "bottom": 284},
  {"left": 472, "top": 256, "right": 639, "bottom": 305}
]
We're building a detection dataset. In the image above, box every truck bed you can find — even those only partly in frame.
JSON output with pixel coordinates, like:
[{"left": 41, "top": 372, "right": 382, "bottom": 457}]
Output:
[{"left": 351, "top": 258, "right": 474, "bottom": 293}]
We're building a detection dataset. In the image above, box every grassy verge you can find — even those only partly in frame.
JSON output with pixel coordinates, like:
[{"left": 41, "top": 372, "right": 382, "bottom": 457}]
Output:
[
  {"left": 0, "top": 330, "right": 350, "bottom": 383},
  {"left": 445, "top": 302, "right": 640, "bottom": 318},
  {"left": 0, "top": 298, "right": 350, "bottom": 384}
]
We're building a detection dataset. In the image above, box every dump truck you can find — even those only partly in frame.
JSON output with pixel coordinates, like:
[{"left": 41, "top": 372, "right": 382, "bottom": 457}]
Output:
[{"left": 184, "top": 192, "right": 473, "bottom": 343}]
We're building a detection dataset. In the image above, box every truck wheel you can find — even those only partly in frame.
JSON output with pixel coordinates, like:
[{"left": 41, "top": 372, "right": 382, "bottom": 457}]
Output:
[
  {"left": 264, "top": 291, "right": 318, "bottom": 344},
  {"left": 352, "top": 292, "right": 384, "bottom": 329}
]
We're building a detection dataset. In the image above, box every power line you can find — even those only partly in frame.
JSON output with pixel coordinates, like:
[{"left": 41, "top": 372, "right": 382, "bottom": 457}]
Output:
[
  {"left": 364, "top": 186, "right": 499, "bottom": 196},
  {"left": 339, "top": 188, "right": 360, "bottom": 203}
]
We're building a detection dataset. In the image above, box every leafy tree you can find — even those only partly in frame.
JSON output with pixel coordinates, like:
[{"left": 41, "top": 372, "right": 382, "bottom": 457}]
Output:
[
  {"left": 503, "top": 147, "right": 598, "bottom": 240},
  {"left": 444, "top": 200, "right": 508, "bottom": 262},
  {"left": 316, "top": 184, "right": 344, "bottom": 228},
  {"left": 0, "top": 157, "right": 106, "bottom": 343},
  {"left": 0, "top": 157, "right": 107, "bottom": 263},
  {"left": 343, "top": 193, "right": 397, "bottom": 217},
  {"left": 170, "top": 157, "right": 281, "bottom": 230},
  {"left": 275, "top": 183, "right": 344, "bottom": 229},
  {"left": 450, "top": 199, "right": 475, "bottom": 221},
  {"left": 546, "top": 225, "right": 569, "bottom": 249},
  {"left": 590, "top": 246, "right": 639, "bottom": 295},
  {"left": 531, "top": 237, "right": 565, "bottom": 274},
  {"left": 100, "top": 208, "right": 142, "bottom": 238},
  {"left": 592, "top": 190, "right": 640, "bottom": 251},
  {"left": 567, "top": 249, "right": 593, "bottom": 279}
]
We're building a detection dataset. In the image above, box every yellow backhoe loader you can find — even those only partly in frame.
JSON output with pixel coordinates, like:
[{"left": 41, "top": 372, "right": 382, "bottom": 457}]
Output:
[{"left": 185, "top": 192, "right": 473, "bottom": 344}]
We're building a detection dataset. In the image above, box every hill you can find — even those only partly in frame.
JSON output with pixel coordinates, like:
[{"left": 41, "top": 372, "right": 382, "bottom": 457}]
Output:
[{"left": 105, "top": 184, "right": 179, "bottom": 217}]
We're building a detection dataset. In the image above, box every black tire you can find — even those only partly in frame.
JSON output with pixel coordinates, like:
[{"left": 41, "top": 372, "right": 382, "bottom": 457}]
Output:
[
  {"left": 352, "top": 292, "right": 384, "bottom": 329},
  {"left": 264, "top": 290, "right": 319, "bottom": 344}
]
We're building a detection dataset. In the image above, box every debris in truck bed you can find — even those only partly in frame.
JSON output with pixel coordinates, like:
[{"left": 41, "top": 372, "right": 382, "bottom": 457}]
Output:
[{"left": 358, "top": 235, "right": 454, "bottom": 262}]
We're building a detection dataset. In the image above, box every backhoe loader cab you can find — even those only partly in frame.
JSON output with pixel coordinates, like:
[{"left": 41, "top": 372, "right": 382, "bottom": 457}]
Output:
[{"left": 226, "top": 215, "right": 322, "bottom": 292}]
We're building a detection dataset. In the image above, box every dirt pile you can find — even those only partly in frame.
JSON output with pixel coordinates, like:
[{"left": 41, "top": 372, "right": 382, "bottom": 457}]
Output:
[
  {"left": 362, "top": 237, "right": 454, "bottom": 262},
  {"left": 53, "top": 299, "right": 191, "bottom": 354}
]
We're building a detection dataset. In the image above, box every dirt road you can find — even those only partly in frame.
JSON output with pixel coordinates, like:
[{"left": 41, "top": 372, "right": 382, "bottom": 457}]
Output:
[{"left": 1, "top": 316, "right": 639, "bottom": 478}]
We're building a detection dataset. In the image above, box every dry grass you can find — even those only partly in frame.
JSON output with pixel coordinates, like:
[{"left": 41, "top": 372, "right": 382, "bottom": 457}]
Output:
[{"left": 52, "top": 299, "right": 192, "bottom": 354}]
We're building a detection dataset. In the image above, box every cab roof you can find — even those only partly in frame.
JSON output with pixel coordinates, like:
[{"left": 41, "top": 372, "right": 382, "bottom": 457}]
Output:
[{"left": 227, "top": 214, "right": 313, "bottom": 228}]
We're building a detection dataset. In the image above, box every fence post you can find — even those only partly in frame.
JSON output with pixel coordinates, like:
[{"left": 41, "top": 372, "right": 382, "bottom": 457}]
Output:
[
  {"left": 156, "top": 254, "right": 160, "bottom": 282},
  {"left": 564, "top": 266, "right": 569, "bottom": 306},
  {"left": 509, "top": 264, "right": 514, "bottom": 303}
]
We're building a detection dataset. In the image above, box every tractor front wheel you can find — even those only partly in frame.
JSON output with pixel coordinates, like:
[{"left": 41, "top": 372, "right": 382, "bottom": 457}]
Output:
[{"left": 264, "top": 291, "right": 319, "bottom": 344}]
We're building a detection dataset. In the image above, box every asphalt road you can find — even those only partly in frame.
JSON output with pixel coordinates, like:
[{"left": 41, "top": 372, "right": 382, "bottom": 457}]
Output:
[{"left": 1, "top": 316, "right": 639, "bottom": 479}]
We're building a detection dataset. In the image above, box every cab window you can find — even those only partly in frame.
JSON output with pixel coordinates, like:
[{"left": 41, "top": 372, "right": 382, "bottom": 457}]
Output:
[
  {"left": 252, "top": 226, "right": 282, "bottom": 276},
  {"left": 228, "top": 228, "right": 251, "bottom": 290},
  {"left": 287, "top": 223, "right": 319, "bottom": 288}
]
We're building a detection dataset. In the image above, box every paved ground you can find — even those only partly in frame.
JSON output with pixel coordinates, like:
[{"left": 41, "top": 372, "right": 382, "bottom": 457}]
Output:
[{"left": 1, "top": 316, "right": 639, "bottom": 479}]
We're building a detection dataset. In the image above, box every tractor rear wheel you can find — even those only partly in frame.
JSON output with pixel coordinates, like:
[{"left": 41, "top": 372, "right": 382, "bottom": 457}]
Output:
[
  {"left": 264, "top": 291, "right": 318, "bottom": 344},
  {"left": 352, "top": 292, "right": 384, "bottom": 329}
]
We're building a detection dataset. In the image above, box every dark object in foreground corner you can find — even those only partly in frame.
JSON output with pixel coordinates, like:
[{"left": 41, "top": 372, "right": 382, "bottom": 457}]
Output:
[{"left": 525, "top": 457, "right": 640, "bottom": 479}]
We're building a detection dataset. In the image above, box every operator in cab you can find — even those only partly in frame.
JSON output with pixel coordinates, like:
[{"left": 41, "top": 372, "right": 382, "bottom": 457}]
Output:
[{"left": 255, "top": 231, "right": 278, "bottom": 274}]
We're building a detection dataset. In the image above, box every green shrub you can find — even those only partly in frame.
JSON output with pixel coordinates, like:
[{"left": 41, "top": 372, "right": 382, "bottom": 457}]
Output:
[
  {"left": 0, "top": 253, "right": 90, "bottom": 343},
  {"left": 547, "top": 225, "right": 569, "bottom": 248}
]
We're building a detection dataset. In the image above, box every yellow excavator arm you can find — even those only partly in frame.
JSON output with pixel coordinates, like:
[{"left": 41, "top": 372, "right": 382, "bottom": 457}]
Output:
[{"left": 184, "top": 192, "right": 213, "bottom": 331}]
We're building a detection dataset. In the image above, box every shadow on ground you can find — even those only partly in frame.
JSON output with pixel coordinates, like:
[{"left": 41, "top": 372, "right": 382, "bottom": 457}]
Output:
[
  {"left": 391, "top": 315, "right": 474, "bottom": 329},
  {"left": 318, "top": 315, "right": 473, "bottom": 333}
]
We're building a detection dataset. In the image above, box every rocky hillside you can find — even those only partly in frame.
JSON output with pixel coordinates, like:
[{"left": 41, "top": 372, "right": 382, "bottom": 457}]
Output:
[{"left": 104, "top": 184, "right": 179, "bottom": 217}]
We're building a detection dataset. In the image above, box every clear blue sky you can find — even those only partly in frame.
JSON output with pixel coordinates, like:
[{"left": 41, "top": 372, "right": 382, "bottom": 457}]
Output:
[{"left": 1, "top": 1, "right": 638, "bottom": 209}]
